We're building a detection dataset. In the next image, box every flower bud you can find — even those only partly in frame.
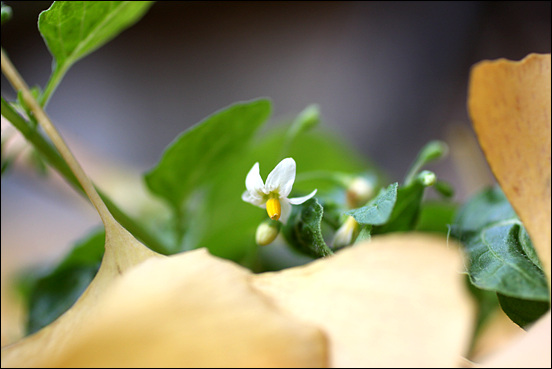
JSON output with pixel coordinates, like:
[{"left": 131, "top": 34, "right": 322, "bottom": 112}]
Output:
[
  {"left": 255, "top": 219, "right": 281, "bottom": 246},
  {"left": 346, "top": 176, "right": 375, "bottom": 208},
  {"left": 417, "top": 170, "right": 437, "bottom": 187},
  {"left": 331, "top": 216, "right": 360, "bottom": 250}
]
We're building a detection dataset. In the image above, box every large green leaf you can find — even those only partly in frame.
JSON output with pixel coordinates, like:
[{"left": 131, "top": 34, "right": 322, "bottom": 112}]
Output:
[
  {"left": 18, "top": 228, "right": 105, "bottom": 335},
  {"left": 451, "top": 186, "right": 549, "bottom": 301},
  {"left": 144, "top": 99, "right": 272, "bottom": 208},
  {"left": 38, "top": 1, "right": 154, "bottom": 101}
]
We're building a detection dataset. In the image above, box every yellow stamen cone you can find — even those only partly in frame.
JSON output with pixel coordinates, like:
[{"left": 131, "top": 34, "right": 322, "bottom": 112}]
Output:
[{"left": 266, "top": 197, "right": 281, "bottom": 220}]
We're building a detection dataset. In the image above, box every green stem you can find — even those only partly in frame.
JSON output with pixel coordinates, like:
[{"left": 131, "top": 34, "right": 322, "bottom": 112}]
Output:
[
  {"left": 1, "top": 97, "right": 171, "bottom": 255},
  {"left": 39, "top": 65, "right": 68, "bottom": 108},
  {"left": 404, "top": 140, "right": 448, "bottom": 186}
]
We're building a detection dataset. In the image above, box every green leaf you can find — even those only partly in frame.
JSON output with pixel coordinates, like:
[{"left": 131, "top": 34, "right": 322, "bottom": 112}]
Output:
[
  {"left": 1, "top": 2, "right": 12, "bottom": 25},
  {"left": 497, "top": 293, "right": 550, "bottom": 329},
  {"left": 144, "top": 99, "right": 272, "bottom": 209},
  {"left": 345, "top": 182, "right": 398, "bottom": 225},
  {"left": 18, "top": 229, "right": 105, "bottom": 335},
  {"left": 38, "top": 1, "right": 154, "bottom": 103},
  {"left": 414, "top": 201, "right": 457, "bottom": 234},
  {"left": 372, "top": 181, "right": 425, "bottom": 234},
  {"left": 453, "top": 186, "right": 518, "bottom": 231},
  {"left": 282, "top": 198, "right": 333, "bottom": 258},
  {"left": 451, "top": 186, "right": 549, "bottom": 302},
  {"left": 354, "top": 225, "right": 372, "bottom": 244}
]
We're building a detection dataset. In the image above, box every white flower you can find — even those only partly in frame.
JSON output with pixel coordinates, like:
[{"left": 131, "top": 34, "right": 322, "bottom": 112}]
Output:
[{"left": 242, "top": 157, "right": 317, "bottom": 223}]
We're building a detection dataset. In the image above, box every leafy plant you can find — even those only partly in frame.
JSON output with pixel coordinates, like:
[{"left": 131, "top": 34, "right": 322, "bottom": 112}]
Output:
[{"left": 1, "top": 1, "right": 549, "bottom": 366}]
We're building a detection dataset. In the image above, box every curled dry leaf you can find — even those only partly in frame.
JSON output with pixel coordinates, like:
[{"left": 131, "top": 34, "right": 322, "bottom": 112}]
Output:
[
  {"left": 2, "top": 233, "right": 474, "bottom": 367},
  {"left": 468, "top": 53, "right": 551, "bottom": 286}
]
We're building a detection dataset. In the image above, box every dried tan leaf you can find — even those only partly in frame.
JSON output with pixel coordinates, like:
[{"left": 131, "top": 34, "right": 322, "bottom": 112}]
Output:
[
  {"left": 252, "top": 234, "right": 476, "bottom": 367},
  {"left": 468, "top": 53, "right": 551, "bottom": 368},
  {"left": 45, "top": 249, "right": 328, "bottom": 368},
  {"left": 468, "top": 53, "right": 551, "bottom": 285},
  {"left": 477, "top": 311, "right": 551, "bottom": 368},
  {"left": 3, "top": 233, "right": 473, "bottom": 367},
  {"left": 1, "top": 223, "right": 161, "bottom": 367},
  {"left": 469, "top": 308, "right": 525, "bottom": 362}
]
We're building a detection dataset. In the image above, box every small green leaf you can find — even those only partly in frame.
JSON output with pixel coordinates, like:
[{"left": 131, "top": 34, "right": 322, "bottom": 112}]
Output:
[
  {"left": 414, "top": 201, "right": 457, "bottom": 234},
  {"left": 38, "top": 1, "right": 154, "bottom": 103},
  {"left": 452, "top": 186, "right": 549, "bottom": 301},
  {"left": 1, "top": 2, "right": 12, "bottom": 25},
  {"left": 144, "top": 99, "right": 272, "bottom": 209},
  {"left": 18, "top": 229, "right": 105, "bottom": 335},
  {"left": 354, "top": 225, "right": 372, "bottom": 244},
  {"left": 373, "top": 182, "right": 425, "bottom": 234},
  {"left": 497, "top": 293, "right": 550, "bottom": 329},
  {"left": 282, "top": 198, "right": 333, "bottom": 258},
  {"left": 345, "top": 182, "right": 398, "bottom": 226}
]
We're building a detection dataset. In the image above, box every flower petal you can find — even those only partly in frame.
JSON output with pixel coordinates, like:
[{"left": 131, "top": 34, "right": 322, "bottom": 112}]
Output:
[
  {"left": 242, "top": 191, "right": 264, "bottom": 207},
  {"left": 288, "top": 189, "right": 317, "bottom": 205},
  {"left": 245, "top": 162, "right": 265, "bottom": 195},
  {"left": 266, "top": 158, "right": 296, "bottom": 196},
  {"left": 279, "top": 198, "right": 293, "bottom": 224}
]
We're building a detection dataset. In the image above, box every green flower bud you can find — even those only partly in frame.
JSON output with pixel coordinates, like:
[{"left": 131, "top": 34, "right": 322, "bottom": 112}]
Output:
[
  {"left": 255, "top": 219, "right": 282, "bottom": 246},
  {"left": 417, "top": 170, "right": 437, "bottom": 187}
]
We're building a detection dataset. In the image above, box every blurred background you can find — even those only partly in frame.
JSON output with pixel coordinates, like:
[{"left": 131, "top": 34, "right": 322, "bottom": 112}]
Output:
[{"left": 1, "top": 0, "right": 551, "bottom": 343}]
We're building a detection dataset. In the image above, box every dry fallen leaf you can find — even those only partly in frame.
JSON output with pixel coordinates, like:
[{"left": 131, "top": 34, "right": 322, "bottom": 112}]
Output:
[
  {"left": 253, "top": 234, "right": 475, "bottom": 367},
  {"left": 468, "top": 53, "right": 551, "bottom": 368},
  {"left": 468, "top": 53, "right": 551, "bottom": 285},
  {"left": 2, "top": 234, "right": 474, "bottom": 367},
  {"left": 0, "top": 223, "right": 161, "bottom": 367},
  {"left": 48, "top": 248, "right": 328, "bottom": 368}
]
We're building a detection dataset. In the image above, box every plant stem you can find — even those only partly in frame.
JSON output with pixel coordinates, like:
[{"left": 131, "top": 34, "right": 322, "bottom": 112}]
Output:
[
  {"left": 1, "top": 97, "right": 170, "bottom": 255},
  {"left": 2, "top": 47, "right": 112, "bottom": 223},
  {"left": 39, "top": 65, "right": 67, "bottom": 108},
  {"left": 1, "top": 48, "right": 170, "bottom": 255}
]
